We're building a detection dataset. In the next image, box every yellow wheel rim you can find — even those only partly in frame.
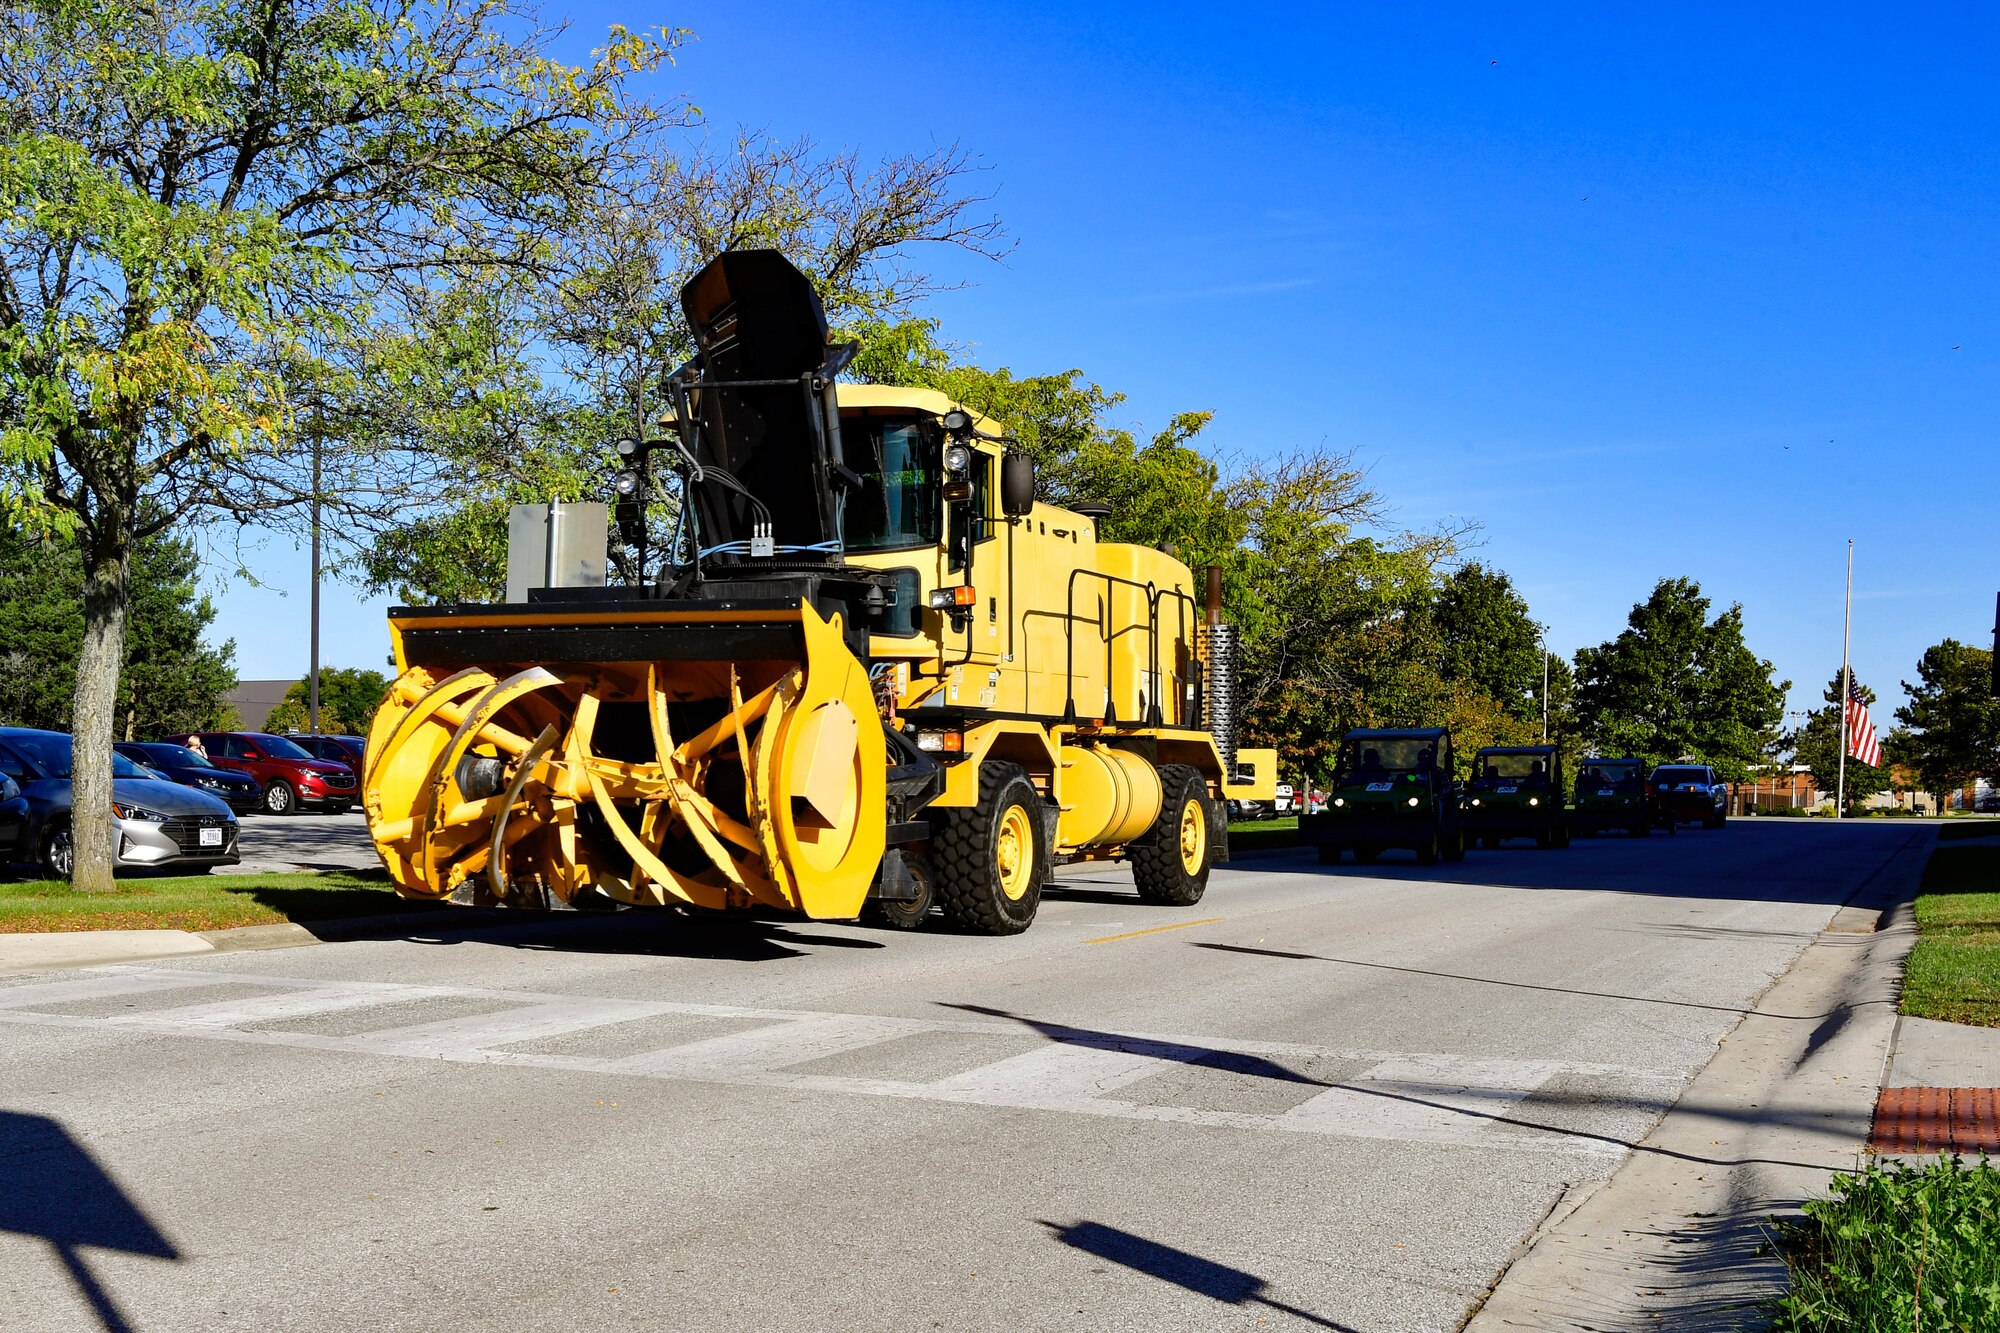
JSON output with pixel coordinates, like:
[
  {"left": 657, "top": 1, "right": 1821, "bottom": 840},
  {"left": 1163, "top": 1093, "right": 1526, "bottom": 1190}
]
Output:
[
  {"left": 996, "top": 805, "right": 1034, "bottom": 901},
  {"left": 1178, "top": 797, "right": 1207, "bottom": 875}
]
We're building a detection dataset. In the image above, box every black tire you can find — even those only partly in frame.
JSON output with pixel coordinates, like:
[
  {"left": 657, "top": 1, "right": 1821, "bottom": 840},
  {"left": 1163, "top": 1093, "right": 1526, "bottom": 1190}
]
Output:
[
  {"left": 39, "top": 819, "right": 73, "bottom": 880},
  {"left": 1132, "top": 765, "right": 1214, "bottom": 906},
  {"left": 1416, "top": 828, "right": 1440, "bottom": 865},
  {"left": 1316, "top": 843, "right": 1344, "bottom": 865},
  {"left": 1632, "top": 821, "right": 1649, "bottom": 838},
  {"left": 263, "top": 780, "right": 297, "bottom": 816},
  {"left": 1534, "top": 829, "right": 1552, "bottom": 849},
  {"left": 1555, "top": 823, "right": 1572, "bottom": 848},
  {"left": 1478, "top": 834, "right": 1496, "bottom": 850},
  {"left": 934, "top": 762, "right": 1046, "bottom": 935},
  {"left": 1353, "top": 845, "right": 1380, "bottom": 865},
  {"left": 863, "top": 853, "right": 935, "bottom": 931},
  {"left": 1443, "top": 828, "right": 1466, "bottom": 862}
]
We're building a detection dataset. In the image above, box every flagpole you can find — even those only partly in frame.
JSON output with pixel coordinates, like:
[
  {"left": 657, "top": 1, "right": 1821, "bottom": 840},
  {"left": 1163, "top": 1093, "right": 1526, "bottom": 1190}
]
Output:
[{"left": 1837, "top": 539, "right": 1853, "bottom": 819}]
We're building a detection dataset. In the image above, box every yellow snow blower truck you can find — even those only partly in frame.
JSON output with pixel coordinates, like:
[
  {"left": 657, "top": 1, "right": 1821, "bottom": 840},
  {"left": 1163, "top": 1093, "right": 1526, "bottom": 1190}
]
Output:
[{"left": 362, "top": 250, "right": 1274, "bottom": 934}]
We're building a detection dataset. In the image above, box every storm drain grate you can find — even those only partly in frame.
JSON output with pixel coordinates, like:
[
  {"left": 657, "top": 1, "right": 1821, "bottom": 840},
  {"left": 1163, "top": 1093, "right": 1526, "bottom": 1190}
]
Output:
[{"left": 1869, "top": 1086, "right": 2000, "bottom": 1156}]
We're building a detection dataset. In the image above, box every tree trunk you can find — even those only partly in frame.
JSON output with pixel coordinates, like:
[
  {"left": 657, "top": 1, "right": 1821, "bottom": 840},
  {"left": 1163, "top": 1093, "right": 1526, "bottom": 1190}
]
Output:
[{"left": 69, "top": 523, "right": 132, "bottom": 892}]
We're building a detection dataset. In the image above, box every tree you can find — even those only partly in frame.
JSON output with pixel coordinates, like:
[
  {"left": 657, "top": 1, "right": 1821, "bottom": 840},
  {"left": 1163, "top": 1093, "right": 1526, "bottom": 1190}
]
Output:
[
  {"left": 0, "top": 528, "right": 235, "bottom": 737},
  {"left": 1428, "top": 564, "right": 1543, "bottom": 722},
  {"left": 1895, "top": 639, "right": 2000, "bottom": 808},
  {"left": 357, "top": 137, "right": 1009, "bottom": 604},
  {"left": 264, "top": 667, "right": 390, "bottom": 737},
  {"left": 1572, "top": 577, "right": 1787, "bottom": 780},
  {"left": 1789, "top": 674, "right": 1892, "bottom": 812},
  {"left": 0, "top": 0, "right": 678, "bottom": 887}
]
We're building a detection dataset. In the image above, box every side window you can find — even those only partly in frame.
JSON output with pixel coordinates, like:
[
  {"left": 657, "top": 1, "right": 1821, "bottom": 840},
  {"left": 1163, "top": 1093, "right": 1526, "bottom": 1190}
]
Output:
[
  {"left": 219, "top": 736, "right": 251, "bottom": 759},
  {"left": 0, "top": 745, "right": 26, "bottom": 780},
  {"left": 972, "top": 451, "right": 995, "bottom": 543}
]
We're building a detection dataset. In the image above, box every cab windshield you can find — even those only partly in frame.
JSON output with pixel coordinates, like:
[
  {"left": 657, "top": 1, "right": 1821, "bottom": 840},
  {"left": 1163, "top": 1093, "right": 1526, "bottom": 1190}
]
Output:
[
  {"left": 1576, "top": 761, "right": 1642, "bottom": 795},
  {"left": 3, "top": 734, "right": 148, "bottom": 780},
  {"left": 843, "top": 416, "right": 940, "bottom": 551},
  {"left": 1335, "top": 737, "right": 1442, "bottom": 786},
  {"left": 1473, "top": 754, "right": 1553, "bottom": 785}
]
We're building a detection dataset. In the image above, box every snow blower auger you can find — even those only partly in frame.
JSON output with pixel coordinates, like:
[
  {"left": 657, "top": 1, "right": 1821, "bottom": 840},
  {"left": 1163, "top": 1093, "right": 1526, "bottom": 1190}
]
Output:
[{"left": 364, "top": 249, "right": 1275, "bottom": 933}]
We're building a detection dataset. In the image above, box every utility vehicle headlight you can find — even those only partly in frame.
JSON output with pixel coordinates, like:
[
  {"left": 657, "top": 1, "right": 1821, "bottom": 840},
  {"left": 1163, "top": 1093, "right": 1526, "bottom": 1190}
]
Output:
[
  {"left": 1332, "top": 798, "right": 1344, "bottom": 808},
  {"left": 1470, "top": 798, "right": 1481, "bottom": 806},
  {"left": 1407, "top": 797, "right": 1420, "bottom": 807},
  {"left": 943, "top": 443, "right": 972, "bottom": 476},
  {"left": 1529, "top": 797, "right": 1540, "bottom": 806}
]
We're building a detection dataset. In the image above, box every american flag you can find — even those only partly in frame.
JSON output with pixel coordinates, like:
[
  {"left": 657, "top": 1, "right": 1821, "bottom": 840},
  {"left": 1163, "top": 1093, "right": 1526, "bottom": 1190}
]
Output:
[{"left": 1845, "top": 677, "right": 1883, "bottom": 768}]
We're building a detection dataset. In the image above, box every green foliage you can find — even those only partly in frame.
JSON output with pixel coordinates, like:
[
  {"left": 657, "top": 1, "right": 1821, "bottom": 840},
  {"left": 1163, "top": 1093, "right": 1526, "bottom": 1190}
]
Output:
[
  {"left": 1766, "top": 1155, "right": 2000, "bottom": 1332},
  {"left": 1790, "top": 673, "right": 1894, "bottom": 811},
  {"left": 1571, "top": 577, "right": 1787, "bottom": 780},
  {"left": 0, "top": 527, "right": 235, "bottom": 737},
  {"left": 1896, "top": 639, "right": 2000, "bottom": 806},
  {"left": 1428, "top": 564, "right": 1544, "bottom": 722},
  {"left": 264, "top": 667, "right": 391, "bottom": 737}
]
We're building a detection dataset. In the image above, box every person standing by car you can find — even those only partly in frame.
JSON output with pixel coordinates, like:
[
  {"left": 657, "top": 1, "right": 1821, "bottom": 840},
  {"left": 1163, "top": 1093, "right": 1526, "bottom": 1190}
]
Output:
[{"left": 186, "top": 734, "right": 208, "bottom": 760}]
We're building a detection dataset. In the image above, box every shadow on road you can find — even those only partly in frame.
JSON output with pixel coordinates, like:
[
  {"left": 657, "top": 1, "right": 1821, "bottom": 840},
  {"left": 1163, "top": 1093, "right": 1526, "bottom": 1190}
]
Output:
[
  {"left": 315, "top": 910, "right": 890, "bottom": 962},
  {"left": 1039, "top": 1219, "right": 1359, "bottom": 1330},
  {"left": 1252, "top": 821, "right": 1930, "bottom": 909},
  {"left": 937, "top": 1002, "right": 1327, "bottom": 1087},
  {"left": 0, "top": 1111, "right": 179, "bottom": 1332}
]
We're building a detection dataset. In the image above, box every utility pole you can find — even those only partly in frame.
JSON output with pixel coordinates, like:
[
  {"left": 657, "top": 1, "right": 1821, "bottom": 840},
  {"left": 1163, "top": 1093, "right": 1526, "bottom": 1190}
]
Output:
[
  {"left": 308, "top": 401, "right": 322, "bottom": 736},
  {"left": 1836, "top": 539, "right": 1852, "bottom": 818}
]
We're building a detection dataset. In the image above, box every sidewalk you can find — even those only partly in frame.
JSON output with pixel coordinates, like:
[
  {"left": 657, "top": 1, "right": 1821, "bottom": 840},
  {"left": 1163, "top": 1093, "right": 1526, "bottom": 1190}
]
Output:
[{"left": 1868, "top": 1015, "right": 2000, "bottom": 1156}]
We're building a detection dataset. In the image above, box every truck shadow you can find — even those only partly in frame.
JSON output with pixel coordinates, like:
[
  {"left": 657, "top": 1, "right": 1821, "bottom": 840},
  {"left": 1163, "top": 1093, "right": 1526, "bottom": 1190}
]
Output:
[{"left": 0, "top": 1110, "right": 180, "bottom": 1332}]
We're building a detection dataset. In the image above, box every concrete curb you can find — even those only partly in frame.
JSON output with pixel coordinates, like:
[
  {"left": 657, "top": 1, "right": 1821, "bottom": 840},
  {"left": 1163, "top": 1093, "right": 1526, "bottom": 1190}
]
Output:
[
  {"left": 1464, "top": 825, "right": 1933, "bottom": 1332},
  {"left": 0, "top": 904, "right": 542, "bottom": 975}
]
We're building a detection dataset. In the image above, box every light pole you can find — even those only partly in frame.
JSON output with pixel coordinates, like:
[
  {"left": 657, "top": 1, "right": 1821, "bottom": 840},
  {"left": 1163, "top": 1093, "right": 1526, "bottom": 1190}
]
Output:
[
  {"left": 308, "top": 401, "right": 321, "bottom": 735},
  {"left": 1540, "top": 631, "right": 1550, "bottom": 744}
]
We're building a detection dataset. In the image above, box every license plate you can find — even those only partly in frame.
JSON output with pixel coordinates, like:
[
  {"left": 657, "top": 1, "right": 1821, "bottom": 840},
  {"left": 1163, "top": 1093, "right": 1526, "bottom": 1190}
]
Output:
[
  {"left": 199, "top": 827, "right": 223, "bottom": 847},
  {"left": 1366, "top": 782, "right": 1392, "bottom": 792},
  {"left": 1597, "top": 789, "right": 1614, "bottom": 797},
  {"left": 1497, "top": 786, "right": 1518, "bottom": 793}
]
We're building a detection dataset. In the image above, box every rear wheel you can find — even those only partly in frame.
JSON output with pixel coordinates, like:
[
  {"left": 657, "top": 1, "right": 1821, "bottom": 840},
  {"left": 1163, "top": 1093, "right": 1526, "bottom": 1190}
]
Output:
[
  {"left": 1416, "top": 827, "right": 1441, "bottom": 865},
  {"left": 1132, "top": 765, "right": 1214, "bottom": 906},
  {"left": 263, "top": 780, "right": 296, "bottom": 816},
  {"left": 935, "top": 763, "right": 1046, "bottom": 935}
]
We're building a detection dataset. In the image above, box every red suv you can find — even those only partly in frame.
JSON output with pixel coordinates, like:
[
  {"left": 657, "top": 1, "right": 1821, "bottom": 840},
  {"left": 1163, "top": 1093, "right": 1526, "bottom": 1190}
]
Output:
[{"left": 166, "top": 731, "right": 358, "bottom": 816}]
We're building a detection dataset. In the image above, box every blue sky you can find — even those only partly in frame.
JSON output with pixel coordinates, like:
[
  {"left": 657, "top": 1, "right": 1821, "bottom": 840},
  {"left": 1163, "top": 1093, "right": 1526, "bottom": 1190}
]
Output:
[{"left": 212, "top": 2, "right": 1998, "bottom": 725}]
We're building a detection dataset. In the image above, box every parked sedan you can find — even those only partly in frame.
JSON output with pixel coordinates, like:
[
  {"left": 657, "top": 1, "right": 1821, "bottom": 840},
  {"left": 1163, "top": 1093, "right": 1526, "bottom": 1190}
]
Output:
[
  {"left": 285, "top": 733, "right": 367, "bottom": 771},
  {"left": 1651, "top": 763, "right": 1729, "bottom": 828},
  {"left": 0, "top": 728, "right": 239, "bottom": 877},
  {"left": 114, "top": 741, "right": 263, "bottom": 814}
]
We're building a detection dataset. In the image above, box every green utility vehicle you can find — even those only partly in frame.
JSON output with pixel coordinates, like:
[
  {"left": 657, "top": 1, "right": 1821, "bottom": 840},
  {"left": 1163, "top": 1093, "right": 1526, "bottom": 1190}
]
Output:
[
  {"left": 1301, "top": 727, "right": 1465, "bottom": 865},
  {"left": 1571, "top": 757, "right": 1653, "bottom": 837},
  {"left": 1465, "top": 745, "right": 1569, "bottom": 848}
]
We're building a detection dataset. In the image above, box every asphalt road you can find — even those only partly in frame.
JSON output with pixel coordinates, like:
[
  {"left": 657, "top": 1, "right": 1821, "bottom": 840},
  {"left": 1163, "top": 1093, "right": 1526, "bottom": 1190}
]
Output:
[
  {"left": 0, "top": 820, "right": 1927, "bottom": 1332},
  {"left": 219, "top": 809, "right": 381, "bottom": 876}
]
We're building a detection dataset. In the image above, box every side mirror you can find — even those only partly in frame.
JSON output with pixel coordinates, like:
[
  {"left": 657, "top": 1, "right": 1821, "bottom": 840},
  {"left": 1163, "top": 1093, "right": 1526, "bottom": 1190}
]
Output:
[
  {"left": 242, "top": 748, "right": 262, "bottom": 760},
  {"left": 1000, "top": 453, "right": 1036, "bottom": 517},
  {"left": 0, "top": 774, "right": 17, "bottom": 802}
]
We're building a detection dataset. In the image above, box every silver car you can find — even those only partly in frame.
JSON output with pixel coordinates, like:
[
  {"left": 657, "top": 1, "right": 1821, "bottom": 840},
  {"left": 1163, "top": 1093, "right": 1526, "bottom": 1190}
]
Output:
[{"left": 0, "top": 728, "right": 241, "bottom": 877}]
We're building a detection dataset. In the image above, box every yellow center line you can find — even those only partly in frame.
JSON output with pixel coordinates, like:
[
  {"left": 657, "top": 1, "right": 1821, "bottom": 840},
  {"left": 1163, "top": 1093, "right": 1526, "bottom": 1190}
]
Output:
[{"left": 1084, "top": 917, "right": 1225, "bottom": 946}]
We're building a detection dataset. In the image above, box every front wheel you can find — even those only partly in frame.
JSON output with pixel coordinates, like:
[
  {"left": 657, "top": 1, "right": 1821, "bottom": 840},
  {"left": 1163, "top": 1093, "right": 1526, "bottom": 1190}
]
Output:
[
  {"left": 1442, "top": 828, "right": 1466, "bottom": 862},
  {"left": 934, "top": 762, "right": 1046, "bottom": 935},
  {"left": 263, "top": 780, "right": 297, "bottom": 816},
  {"left": 1133, "top": 765, "right": 1214, "bottom": 906},
  {"left": 864, "top": 852, "right": 936, "bottom": 931},
  {"left": 39, "top": 820, "right": 73, "bottom": 880}
]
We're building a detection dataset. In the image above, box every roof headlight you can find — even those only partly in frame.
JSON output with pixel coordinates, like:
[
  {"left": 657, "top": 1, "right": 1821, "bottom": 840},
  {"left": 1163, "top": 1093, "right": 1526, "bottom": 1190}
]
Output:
[{"left": 943, "top": 443, "right": 972, "bottom": 476}]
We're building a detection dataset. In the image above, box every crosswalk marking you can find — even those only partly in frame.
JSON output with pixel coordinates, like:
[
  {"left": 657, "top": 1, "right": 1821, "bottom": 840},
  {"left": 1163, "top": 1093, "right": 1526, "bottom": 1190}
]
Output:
[{"left": 0, "top": 966, "right": 1673, "bottom": 1158}]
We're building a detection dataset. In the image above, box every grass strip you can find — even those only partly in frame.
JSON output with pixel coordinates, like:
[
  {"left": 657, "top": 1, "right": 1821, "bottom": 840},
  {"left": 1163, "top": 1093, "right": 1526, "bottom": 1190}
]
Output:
[
  {"left": 1227, "top": 816, "right": 1299, "bottom": 853},
  {"left": 1767, "top": 1155, "right": 2000, "bottom": 1332},
  {"left": 1903, "top": 839, "right": 2000, "bottom": 1027},
  {"left": 0, "top": 869, "right": 412, "bottom": 934}
]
